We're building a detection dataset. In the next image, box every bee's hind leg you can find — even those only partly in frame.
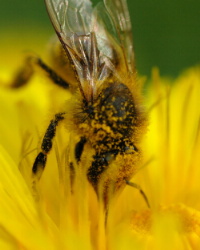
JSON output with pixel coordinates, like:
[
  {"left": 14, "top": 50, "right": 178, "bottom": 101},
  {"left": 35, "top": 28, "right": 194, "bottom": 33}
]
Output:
[
  {"left": 7, "top": 55, "right": 69, "bottom": 89},
  {"left": 6, "top": 56, "right": 34, "bottom": 88},
  {"left": 32, "top": 112, "right": 65, "bottom": 181},
  {"left": 125, "top": 180, "right": 150, "bottom": 208}
]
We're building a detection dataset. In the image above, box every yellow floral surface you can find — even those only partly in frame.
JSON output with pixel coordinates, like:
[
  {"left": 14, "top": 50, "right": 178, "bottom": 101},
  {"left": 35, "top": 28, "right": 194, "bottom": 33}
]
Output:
[{"left": 0, "top": 59, "right": 200, "bottom": 249}]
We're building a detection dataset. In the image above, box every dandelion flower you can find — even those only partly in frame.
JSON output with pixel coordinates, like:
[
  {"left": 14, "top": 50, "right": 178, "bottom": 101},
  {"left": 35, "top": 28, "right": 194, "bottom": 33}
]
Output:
[{"left": 0, "top": 65, "right": 200, "bottom": 249}]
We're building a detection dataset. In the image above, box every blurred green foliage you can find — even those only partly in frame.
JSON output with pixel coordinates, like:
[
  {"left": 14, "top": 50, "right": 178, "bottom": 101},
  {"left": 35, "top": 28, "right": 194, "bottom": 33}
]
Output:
[{"left": 0, "top": 0, "right": 199, "bottom": 77}]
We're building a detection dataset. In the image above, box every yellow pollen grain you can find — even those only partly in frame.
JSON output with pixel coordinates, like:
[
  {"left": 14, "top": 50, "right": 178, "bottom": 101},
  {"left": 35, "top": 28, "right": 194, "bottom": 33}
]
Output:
[
  {"left": 131, "top": 210, "right": 152, "bottom": 234},
  {"left": 165, "top": 204, "right": 200, "bottom": 235},
  {"left": 130, "top": 204, "right": 200, "bottom": 237}
]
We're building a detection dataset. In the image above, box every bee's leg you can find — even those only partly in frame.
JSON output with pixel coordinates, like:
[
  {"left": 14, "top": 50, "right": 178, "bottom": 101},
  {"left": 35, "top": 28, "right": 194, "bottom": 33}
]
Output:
[
  {"left": 75, "top": 137, "right": 87, "bottom": 162},
  {"left": 7, "top": 56, "right": 69, "bottom": 89},
  {"left": 125, "top": 180, "right": 150, "bottom": 208},
  {"left": 7, "top": 56, "right": 34, "bottom": 88},
  {"left": 32, "top": 112, "right": 65, "bottom": 180},
  {"left": 36, "top": 58, "right": 69, "bottom": 89}
]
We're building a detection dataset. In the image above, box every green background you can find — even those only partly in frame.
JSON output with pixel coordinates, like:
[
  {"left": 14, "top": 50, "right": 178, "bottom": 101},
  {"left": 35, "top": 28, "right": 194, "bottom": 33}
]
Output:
[{"left": 0, "top": 0, "right": 199, "bottom": 77}]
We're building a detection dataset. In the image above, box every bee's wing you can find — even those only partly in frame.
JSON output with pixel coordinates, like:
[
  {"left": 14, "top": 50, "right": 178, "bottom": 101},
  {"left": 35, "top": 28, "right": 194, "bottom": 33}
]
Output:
[
  {"left": 44, "top": 0, "right": 93, "bottom": 36},
  {"left": 45, "top": 0, "right": 106, "bottom": 101},
  {"left": 44, "top": 0, "right": 134, "bottom": 101},
  {"left": 103, "top": 0, "right": 135, "bottom": 74}
]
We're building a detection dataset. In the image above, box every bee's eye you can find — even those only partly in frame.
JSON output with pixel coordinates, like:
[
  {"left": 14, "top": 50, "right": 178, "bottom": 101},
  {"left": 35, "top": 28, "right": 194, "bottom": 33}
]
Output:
[
  {"left": 105, "top": 146, "right": 137, "bottom": 163},
  {"left": 93, "top": 151, "right": 117, "bottom": 166},
  {"left": 105, "top": 153, "right": 115, "bottom": 163},
  {"left": 123, "top": 146, "right": 137, "bottom": 154}
]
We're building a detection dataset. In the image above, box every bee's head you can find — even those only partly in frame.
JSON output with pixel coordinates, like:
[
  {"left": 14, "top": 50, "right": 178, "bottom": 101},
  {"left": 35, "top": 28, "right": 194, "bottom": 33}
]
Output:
[{"left": 87, "top": 142, "right": 140, "bottom": 192}]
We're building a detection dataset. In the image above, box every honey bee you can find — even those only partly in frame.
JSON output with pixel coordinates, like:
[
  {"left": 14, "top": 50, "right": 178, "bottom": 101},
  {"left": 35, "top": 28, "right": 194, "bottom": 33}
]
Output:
[{"left": 11, "top": 0, "right": 148, "bottom": 205}]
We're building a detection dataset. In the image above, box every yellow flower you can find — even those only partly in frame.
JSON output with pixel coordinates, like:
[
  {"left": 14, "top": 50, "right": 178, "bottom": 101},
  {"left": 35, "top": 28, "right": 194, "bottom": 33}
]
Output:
[{"left": 0, "top": 65, "right": 200, "bottom": 249}]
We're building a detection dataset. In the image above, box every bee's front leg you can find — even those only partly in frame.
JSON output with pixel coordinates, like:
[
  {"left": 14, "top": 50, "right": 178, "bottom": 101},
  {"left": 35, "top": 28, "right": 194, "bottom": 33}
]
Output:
[
  {"left": 32, "top": 112, "right": 65, "bottom": 181},
  {"left": 125, "top": 180, "right": 150, "bottom": 208},
  {"left": 7, "top": 56, "right": 69, "bottom": 89}
]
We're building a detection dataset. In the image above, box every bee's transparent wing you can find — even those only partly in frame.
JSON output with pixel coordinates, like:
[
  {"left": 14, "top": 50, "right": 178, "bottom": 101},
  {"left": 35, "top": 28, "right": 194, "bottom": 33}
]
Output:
[
  {"left": 103, "top": 0, "right": 135, "bottom": 73},
  {"left": 45, "top": 0, "right": 92, "bottom": 37},
  {"left": 44, "top": 0, "right": 135, "bottom": 101},
  {"left": 45, "top": 0, "right": 111, "bottom": 101}
]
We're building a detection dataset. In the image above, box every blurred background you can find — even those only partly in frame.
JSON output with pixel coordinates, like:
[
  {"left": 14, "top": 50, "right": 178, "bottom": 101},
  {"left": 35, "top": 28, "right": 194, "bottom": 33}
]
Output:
[{"left": 0, "top": 0, "right": 199, "bottom": 78}]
